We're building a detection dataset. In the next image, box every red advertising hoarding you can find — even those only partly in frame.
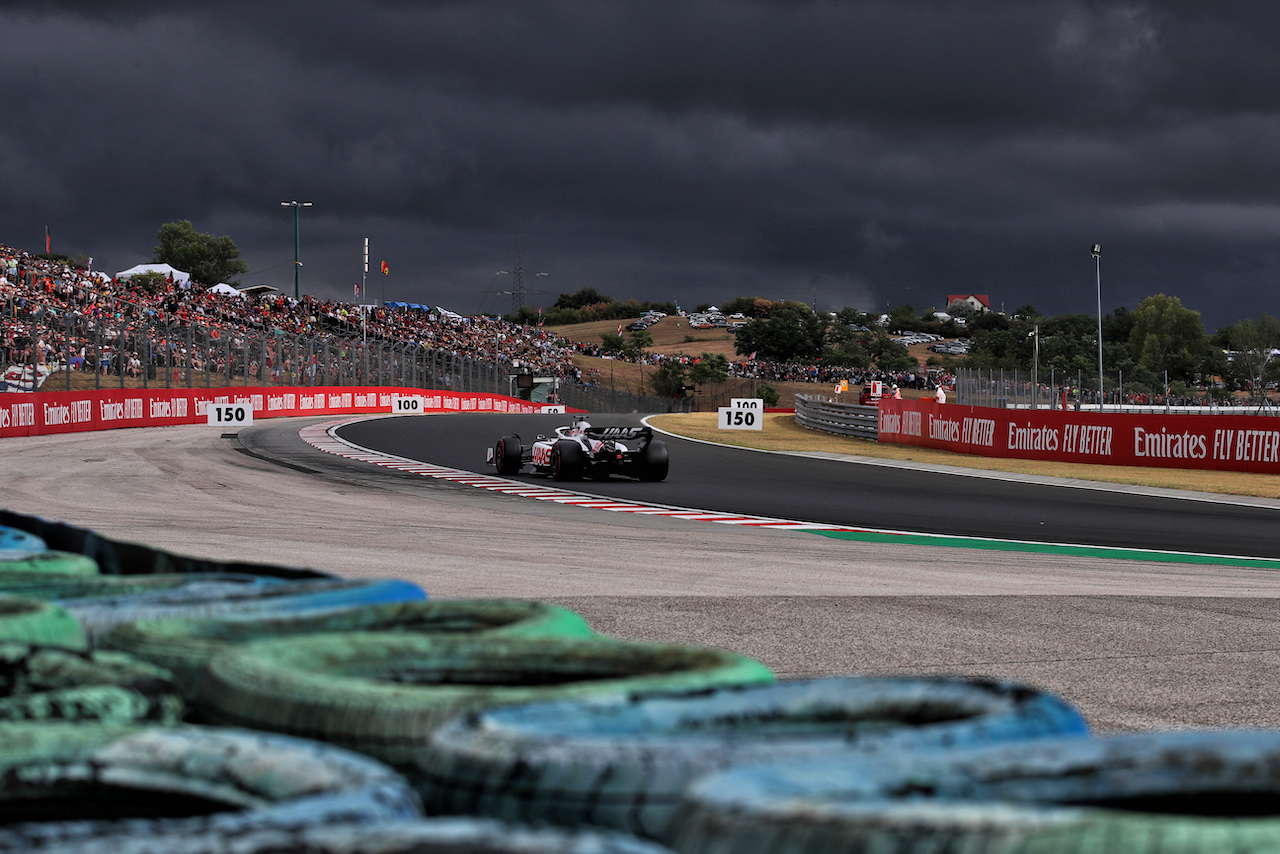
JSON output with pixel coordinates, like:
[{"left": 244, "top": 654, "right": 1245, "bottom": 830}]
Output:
[
  {"left": 878, "top": 398, "right": 1280, "bottom": 475},
  {"left": 0, "top": 386, "right": 557, "bottom": 440}
]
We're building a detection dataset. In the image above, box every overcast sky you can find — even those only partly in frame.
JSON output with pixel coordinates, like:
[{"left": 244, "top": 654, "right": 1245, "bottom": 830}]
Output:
[{"left": 4, "top": 1, "right": 1279, "bottom": 331}]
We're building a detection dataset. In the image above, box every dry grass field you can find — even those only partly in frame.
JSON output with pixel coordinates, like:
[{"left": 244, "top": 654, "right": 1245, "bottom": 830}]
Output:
[
  {"left": 650, "top": 412, "right": 1280, "bottom": 500},
  {"left": 552, "top": 316, "right": 951, "bottom": 409}
]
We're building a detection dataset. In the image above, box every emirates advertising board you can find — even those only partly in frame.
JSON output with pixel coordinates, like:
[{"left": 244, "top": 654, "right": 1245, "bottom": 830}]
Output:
[
  {"left": 878, "top": 398, "right": 1280, "bottom": 475},
  {"left": 0, "top": 386, "right": 556, "bottom": 439}
]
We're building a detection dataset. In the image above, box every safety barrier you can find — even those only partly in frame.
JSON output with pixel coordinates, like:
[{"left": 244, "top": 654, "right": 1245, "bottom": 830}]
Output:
[
  {"left": 879, "top": 397, "right": 1280, "bottom": 475},
  {"left": 0, "top": 385, "right": 558, "bottom": 440},
  {"left": 794, "top": 394, "right": 878, "bottom": 440}
]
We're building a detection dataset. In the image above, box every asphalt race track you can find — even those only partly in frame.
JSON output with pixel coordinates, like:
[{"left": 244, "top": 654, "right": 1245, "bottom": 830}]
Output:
[
  {"left": 7, "top": 414, "right": 1280, "bottom": 735},
  {"left": 337, "top": 413, "right": 1280, "bottom": 559}
]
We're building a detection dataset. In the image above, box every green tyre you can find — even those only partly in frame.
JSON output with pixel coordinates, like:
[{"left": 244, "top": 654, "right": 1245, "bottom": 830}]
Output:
[
  {"left": 199, "top": 634, "right": 774, "bottom": 791},
  {"left": 667, "top": 730, "right": 1280, "bottom": 854},
  {"left": 0, "top": 723, "right": 421, "bottom": 850},
  {"left": 0, "top": 550, "right": 99, "bottom": 576},
  {"left": 0, "top": 642, "right": 183, "bottom": 725},
  {"left": 0, "top": 595, "right": 86, "bottom": 648},
  {"left": 419, "top": 676, "right": 1089, "bottom": 840},
  {"left": 102, "top": 599, "right": 594, "bottom": 698}
]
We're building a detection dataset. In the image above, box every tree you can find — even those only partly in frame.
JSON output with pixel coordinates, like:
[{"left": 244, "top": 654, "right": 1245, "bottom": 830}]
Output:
[
  {"left": 553, "top": 287, "right": 610, "bottom": 310},
  {"left": 152, "top": 220, "right": 248, "bottom": 286},
  {"left": 688, "top": 352, "right": 729, "bottom": 387},
  {"left": 621, "top": 328, "right": 652, "bottom": 361},
  {"left": 1222, "top": 314, "right": 1280, "bottom": 397},
  {"left": 755, "top": 382, "right": 780, "bottom": 406},
  {"left": 886, "top": 303, "right": 920, "bottom": 333},
  {"left": 650, "top": 360, "right": 687, "bottom": 398},
  {"left": 1126, "top": 294, "right": 1211, "bottom": 382},
  {"left": 733, "top": 305, "right": 827, "bottom": 362},
  {"left": 720, "top": 296, "right": 763, "bottom": 317}
]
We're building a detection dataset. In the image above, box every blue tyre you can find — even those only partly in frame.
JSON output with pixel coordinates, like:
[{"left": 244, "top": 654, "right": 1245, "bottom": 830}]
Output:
[
  {"left": 62, "top": 576, "right": 425, "bottom": 645},
  {"left": 0, "top": 723, "right": 420, "bottom": 850},
  {"left": 0, "top": 525, "right": 46, "bottom": 560},
  {"left": 421, "top": 676, "right": 1088, "bottom": 839},
  {"left": 669, "top": 730, "right": 1280, "bottom": 853}
]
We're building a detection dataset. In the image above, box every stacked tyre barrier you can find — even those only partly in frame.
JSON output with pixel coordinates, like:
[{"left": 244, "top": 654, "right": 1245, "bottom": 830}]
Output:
[{"left": 4, "top": 510, "right": 1280, "bottom": 853}]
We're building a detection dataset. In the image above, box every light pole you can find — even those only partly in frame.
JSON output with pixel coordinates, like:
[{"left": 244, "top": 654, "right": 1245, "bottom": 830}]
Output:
[
  {"left": 1092, "top": 243, "right": 1103, "bottom": 410},
  {"left": 281, "top": 201, "right": 313, "bottom": 300}
]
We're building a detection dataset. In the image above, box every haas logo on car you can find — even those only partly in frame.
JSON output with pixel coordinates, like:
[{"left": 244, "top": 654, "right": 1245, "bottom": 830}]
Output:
[{"left": 532, "top": 444, "right": 553, "bottom": 466}]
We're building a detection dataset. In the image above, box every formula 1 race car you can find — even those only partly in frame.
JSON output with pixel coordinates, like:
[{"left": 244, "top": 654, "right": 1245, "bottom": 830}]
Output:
[{"left": 487, "top": 417, "right": 669, "bottom": 482}]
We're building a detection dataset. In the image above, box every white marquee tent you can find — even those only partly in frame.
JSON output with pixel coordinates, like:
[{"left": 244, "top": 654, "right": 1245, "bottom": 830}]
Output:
[{"left": 114, "top": 263, "right": 191, "bottom": 285}]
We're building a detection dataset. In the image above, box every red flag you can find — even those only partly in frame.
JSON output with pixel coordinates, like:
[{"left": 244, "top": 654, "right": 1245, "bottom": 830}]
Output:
[
  {"left": 617, "top": 323, "right": 623, "bottom": 335},
  {"left": 354, "top": 283, "right": 360, "bottom": 297},
  {"left": 44, "top": 227, "right": 50, "bottom": 254},
  {"left": 381, "top": 260, "right": 389, "bottom": 276}
]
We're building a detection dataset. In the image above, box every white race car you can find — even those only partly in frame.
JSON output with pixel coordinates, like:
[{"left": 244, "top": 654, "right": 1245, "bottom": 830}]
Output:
[{"left": 487, "top": 417, "right": 669, "bottom": 481}]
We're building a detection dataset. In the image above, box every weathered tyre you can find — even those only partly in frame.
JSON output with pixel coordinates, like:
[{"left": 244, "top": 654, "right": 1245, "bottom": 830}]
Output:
[
  {"left": 102, "top": 599, "right": 594, "bottom": 698},
  {"left": 0, "top": 571, "right": 279, "bottom": 603},
  {"left": 0, "top": 642, "right": 183, "bottom": 724},
  {"left": 495, "top": 434, "right": 524, "bottom": 475},
  {"left": 0, "top": 722, "right": 421, "bottom": 851},
  {"left": 551, "top": 440, "right": 583, "bottom": 481},
  {"left": 0, "top": 550, "right": 99, "bottom": 576},
  {"left": 668, "top": 730, "right": 1280, "bottom": 854},
  {"left": 0, "top": 525, "right": 47, "bottom": 560},
  {"left": 63, "top": 576, "right": 425, "bottom": 645},
  {"left": 639, "top": 440, "right": 669, "bottom": 482},
  {"left": 0, "top": 595, "right": 86, "bottom": 648},
  {"left": 28, "top": 818, "right": 676, "bottom": 854},
  {"left": 0, "top": 508, "right": 335, "bottom": 581},
  {"left": 199, "top": 634, "right": 774, "bottom": 792},
  {"left": 420, "top": 676, "right": 1089, "bottom": 839}
]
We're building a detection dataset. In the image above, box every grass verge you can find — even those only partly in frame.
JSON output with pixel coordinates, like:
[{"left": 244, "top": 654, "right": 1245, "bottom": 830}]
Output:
[{"left": 648, "top": 412, "right": 1280, "bottom": 501}]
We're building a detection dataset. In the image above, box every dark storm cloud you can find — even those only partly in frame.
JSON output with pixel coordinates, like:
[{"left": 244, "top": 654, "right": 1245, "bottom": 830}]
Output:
[{"left": 3, "top": 1, "right": 1280, "bottom": 329}]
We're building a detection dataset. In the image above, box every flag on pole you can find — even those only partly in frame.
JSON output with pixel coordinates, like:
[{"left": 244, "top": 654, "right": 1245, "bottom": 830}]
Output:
[
  {"left": 44, "top": 227, "right": 50, "bottom": 254},
  {"left": 354, "top": 283, "right": 360, "bottom": 297},
  {"left": 537, "top": 306, "right": 543, "bottom": 327},
  {"left": 381, "top": 260, "right": 389, "bottom": 276}
]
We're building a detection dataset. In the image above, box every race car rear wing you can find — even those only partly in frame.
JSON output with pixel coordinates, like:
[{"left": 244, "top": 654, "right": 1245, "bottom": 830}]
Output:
[{"left": 583, "top": 426, "right": 651, "bottom": 442}]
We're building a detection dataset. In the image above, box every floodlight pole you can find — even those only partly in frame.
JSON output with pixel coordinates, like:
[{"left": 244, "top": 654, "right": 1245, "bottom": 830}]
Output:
[
  {"left": 1092, "top": 243, "right": 1103, "bottom": 411},
  {"left": 281, "top": 201, "right": 313, "bottom": 300}
]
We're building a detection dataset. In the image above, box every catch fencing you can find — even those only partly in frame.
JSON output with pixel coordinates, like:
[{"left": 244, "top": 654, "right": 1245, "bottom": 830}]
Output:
[
  {"left": 953, "top": 367, "right": 1280, "bottom": 415},
  {"left": 1, "top": 304, "right": 684, "bottom": 413}
]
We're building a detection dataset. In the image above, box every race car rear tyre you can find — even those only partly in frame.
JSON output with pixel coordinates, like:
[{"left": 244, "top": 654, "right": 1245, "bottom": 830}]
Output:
[
  {"left": 551, "top": 440, "right": 583, "bottom": 481},
  {"left": 0, "top": 723, "right": 421, "bottom": 850},
  {"left": 640, "top": 440, "right": 669, "bottom": 482},
  {"left": 495, "top": 435, "right": 523, "bottom": 476},
  {"left": 419, "top": 675, "right": 1089, "bottom": 839},
  {"left": 0, "top": 596, "right": 86, "bottom": 648},
  {"left": 102, "top": 599, "right": 595, "bottom": 699},
  {"left": 667, "top": 730, "right": 1280, "bottom": 854},
  {"left": 198, "top": 634, "right": 774, "bottom": 789}
]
